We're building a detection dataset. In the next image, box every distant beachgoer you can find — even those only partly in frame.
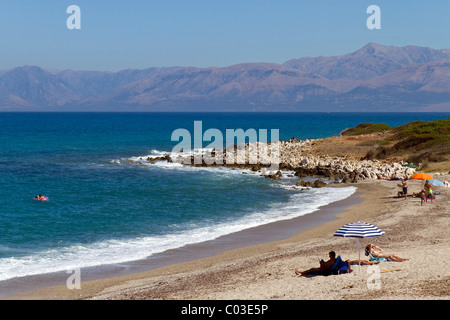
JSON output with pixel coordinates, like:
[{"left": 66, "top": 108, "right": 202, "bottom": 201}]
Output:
[
  {"left": 365, "top": 244, "right": 409, "bottom": 262},
  {"left": 424, "top": 180, "right": 433, "bottom": 202},
  {"left": 295, "top": 251, "right": 337, "bottom": 276},
  {"left": 34, "top": 194, "right": 48, "bottom": 201},
  {"left": 420, "top": 190, "right": 426, "bottom": 206},
  {"left": 378, "top": 176, "right": 400, "bottom": 181},
  {"left": 401, "top": 178, "right": 408, "bottom": 200}
]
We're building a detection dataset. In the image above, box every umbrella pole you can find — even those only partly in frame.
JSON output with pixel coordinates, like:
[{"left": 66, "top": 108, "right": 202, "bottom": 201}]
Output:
[{"left": 356, "top": 238, "right": 361, "bottom": 272}]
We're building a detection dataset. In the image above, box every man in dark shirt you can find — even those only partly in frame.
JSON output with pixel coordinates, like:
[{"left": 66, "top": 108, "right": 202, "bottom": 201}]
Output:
[{"left": 295, "top": 251, "right": 337, "bottom": 276}]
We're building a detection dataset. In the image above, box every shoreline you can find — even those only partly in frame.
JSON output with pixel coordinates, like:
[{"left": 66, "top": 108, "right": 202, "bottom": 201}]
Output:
[
  {"left": 2, "top": 116, "right": 449, "bottom": 300},
  {"left": 2, "top": 183, "right": 359, "bottom": 299},
  {"left": 4, "top": 176, "right": 450, "bottom": 300}
]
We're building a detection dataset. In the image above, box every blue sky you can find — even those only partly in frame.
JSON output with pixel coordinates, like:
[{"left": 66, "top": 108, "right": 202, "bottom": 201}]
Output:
[{"left": 0, "top": 0, "right": 449, "bottom": 71}]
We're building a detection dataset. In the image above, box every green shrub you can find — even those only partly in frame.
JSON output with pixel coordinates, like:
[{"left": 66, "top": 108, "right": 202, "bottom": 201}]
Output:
[
  {"left": 361, "top": 118, "right": 450, "bottom": 161},
  {"left": 340, "top": 123, "right": 391, "bottom": 136}
]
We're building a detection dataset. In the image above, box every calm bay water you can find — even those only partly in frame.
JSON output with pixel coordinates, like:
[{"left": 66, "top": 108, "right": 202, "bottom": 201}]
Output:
[{"left": 0, "top": 112, "right": 448, "bottom": 281}]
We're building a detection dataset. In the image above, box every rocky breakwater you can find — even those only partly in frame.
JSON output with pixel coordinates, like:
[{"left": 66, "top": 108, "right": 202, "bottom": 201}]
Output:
[
  {"left": 277, "top": 138, "right": 416, "bottom": 183},
  {"left": 133, "top": 137, "right": 416, "bottom": 186},
  {"left": 285, "top": 153, "right": 416, "bottom": 183},
  {"left": 215, "top": 137, "right": 417, "bottom": 183}
]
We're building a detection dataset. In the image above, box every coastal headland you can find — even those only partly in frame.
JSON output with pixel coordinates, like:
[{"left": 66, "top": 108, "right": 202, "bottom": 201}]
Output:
[
  {"left": 141, "top": 118, "right": 450, "bottom": 184},
  {"left": 7, "top": 119, "right": 450, "bottom": 300}
]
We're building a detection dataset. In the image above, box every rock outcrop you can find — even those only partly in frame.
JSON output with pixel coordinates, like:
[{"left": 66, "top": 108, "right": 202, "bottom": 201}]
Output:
[{"left": 130, "top": 137, "right": 416, "bottom": 186}]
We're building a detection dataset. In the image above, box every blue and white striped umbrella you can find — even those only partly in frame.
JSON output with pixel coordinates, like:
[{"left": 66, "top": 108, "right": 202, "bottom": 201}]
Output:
[
  {"left": 334, "top": 221, "right": 385, "bottom": 238},
  {"left": 334, "top": 221, "right": 385, "bottom": 270}
]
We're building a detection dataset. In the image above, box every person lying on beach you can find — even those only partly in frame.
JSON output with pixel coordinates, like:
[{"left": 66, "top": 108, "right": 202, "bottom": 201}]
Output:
[
  {"left": 378, "top": 175, "right": 402, "bottom": 181},
  {"left": 295, "top": 251, "right": 337, "bottom": 276},
  {"left": 347, "top": 259, "right": 379, "bottom": 265},
  {"left": 365, "top": 244, "right": 409, "bottom": 262}
]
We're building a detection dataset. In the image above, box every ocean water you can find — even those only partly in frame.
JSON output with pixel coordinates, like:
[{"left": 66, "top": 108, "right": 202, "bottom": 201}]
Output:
[{"left": 0, "top": 112, "right": 448, "bottom": 282}]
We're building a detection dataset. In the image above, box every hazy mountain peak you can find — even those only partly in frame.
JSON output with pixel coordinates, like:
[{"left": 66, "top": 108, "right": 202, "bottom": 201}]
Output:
[
  {"left": 0, "top": 43, "right": 449, "bottom": 112},
  {"left": 360, "top": 42, "right": 388, "bottom": 53},
  {"left": 284, "top": 43, "right": 450, "bottom": 80}
]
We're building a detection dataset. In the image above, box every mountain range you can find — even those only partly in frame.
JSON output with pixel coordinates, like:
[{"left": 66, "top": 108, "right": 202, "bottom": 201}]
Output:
[{"left": 1, "top": 42, "right": 449, "bottom": 112}]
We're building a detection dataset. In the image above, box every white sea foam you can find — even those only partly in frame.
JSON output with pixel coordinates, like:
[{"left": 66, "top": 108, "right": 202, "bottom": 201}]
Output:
[
  {"left": 1, "top": 151, "right": 354, "bottom": 281},
  {"left": 124, "top": 149, "right": 294, "bottom": 180},
  {"left": 127, "top": 148, "right": 223, "bottom": 167},
  {"left": 0, "top": 184, "right": 356, "bottom": 282},
  {"left": 124, "top": 149, "right": 254, "bottom": 174}
]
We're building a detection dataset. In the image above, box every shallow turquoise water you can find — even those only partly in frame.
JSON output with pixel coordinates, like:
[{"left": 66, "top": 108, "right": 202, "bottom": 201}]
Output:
[{"left": 0, "top": 112, "right": 448, "bottom": 280}]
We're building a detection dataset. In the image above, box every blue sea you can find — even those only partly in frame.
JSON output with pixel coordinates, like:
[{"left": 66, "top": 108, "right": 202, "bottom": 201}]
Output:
[{"left": 0, "top": 112, "right": 449, "bottom": 283}]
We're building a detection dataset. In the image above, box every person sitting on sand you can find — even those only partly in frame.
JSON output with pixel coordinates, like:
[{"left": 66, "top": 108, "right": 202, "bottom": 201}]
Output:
[
  {"left": 295, "top": 251, "right": 337, "bottom": 276},
  {"left": 365, "top": 244, "right": 409, "bottom": 262},
  {"left": 424, "top": 180, "right": 433, "bottom": 203}
]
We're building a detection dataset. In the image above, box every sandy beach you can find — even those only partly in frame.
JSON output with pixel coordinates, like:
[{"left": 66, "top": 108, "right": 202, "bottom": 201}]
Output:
[{"left": 9, "top": 172, "right": 449, "bottom": 300}]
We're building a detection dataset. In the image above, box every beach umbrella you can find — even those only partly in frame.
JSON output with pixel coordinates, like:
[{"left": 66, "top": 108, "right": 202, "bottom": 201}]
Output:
[
  {"left": 428, "top": 179, "right": 445, "bottom": 187},
  {"left": 334, "top": 221, "right": 385, "bottom": 271},
  {"left": 402, "top": 163, "right": 418, "bottom": 168},
  {"left": 410, "top": 172, "right": 433, "bottom": 180}
]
